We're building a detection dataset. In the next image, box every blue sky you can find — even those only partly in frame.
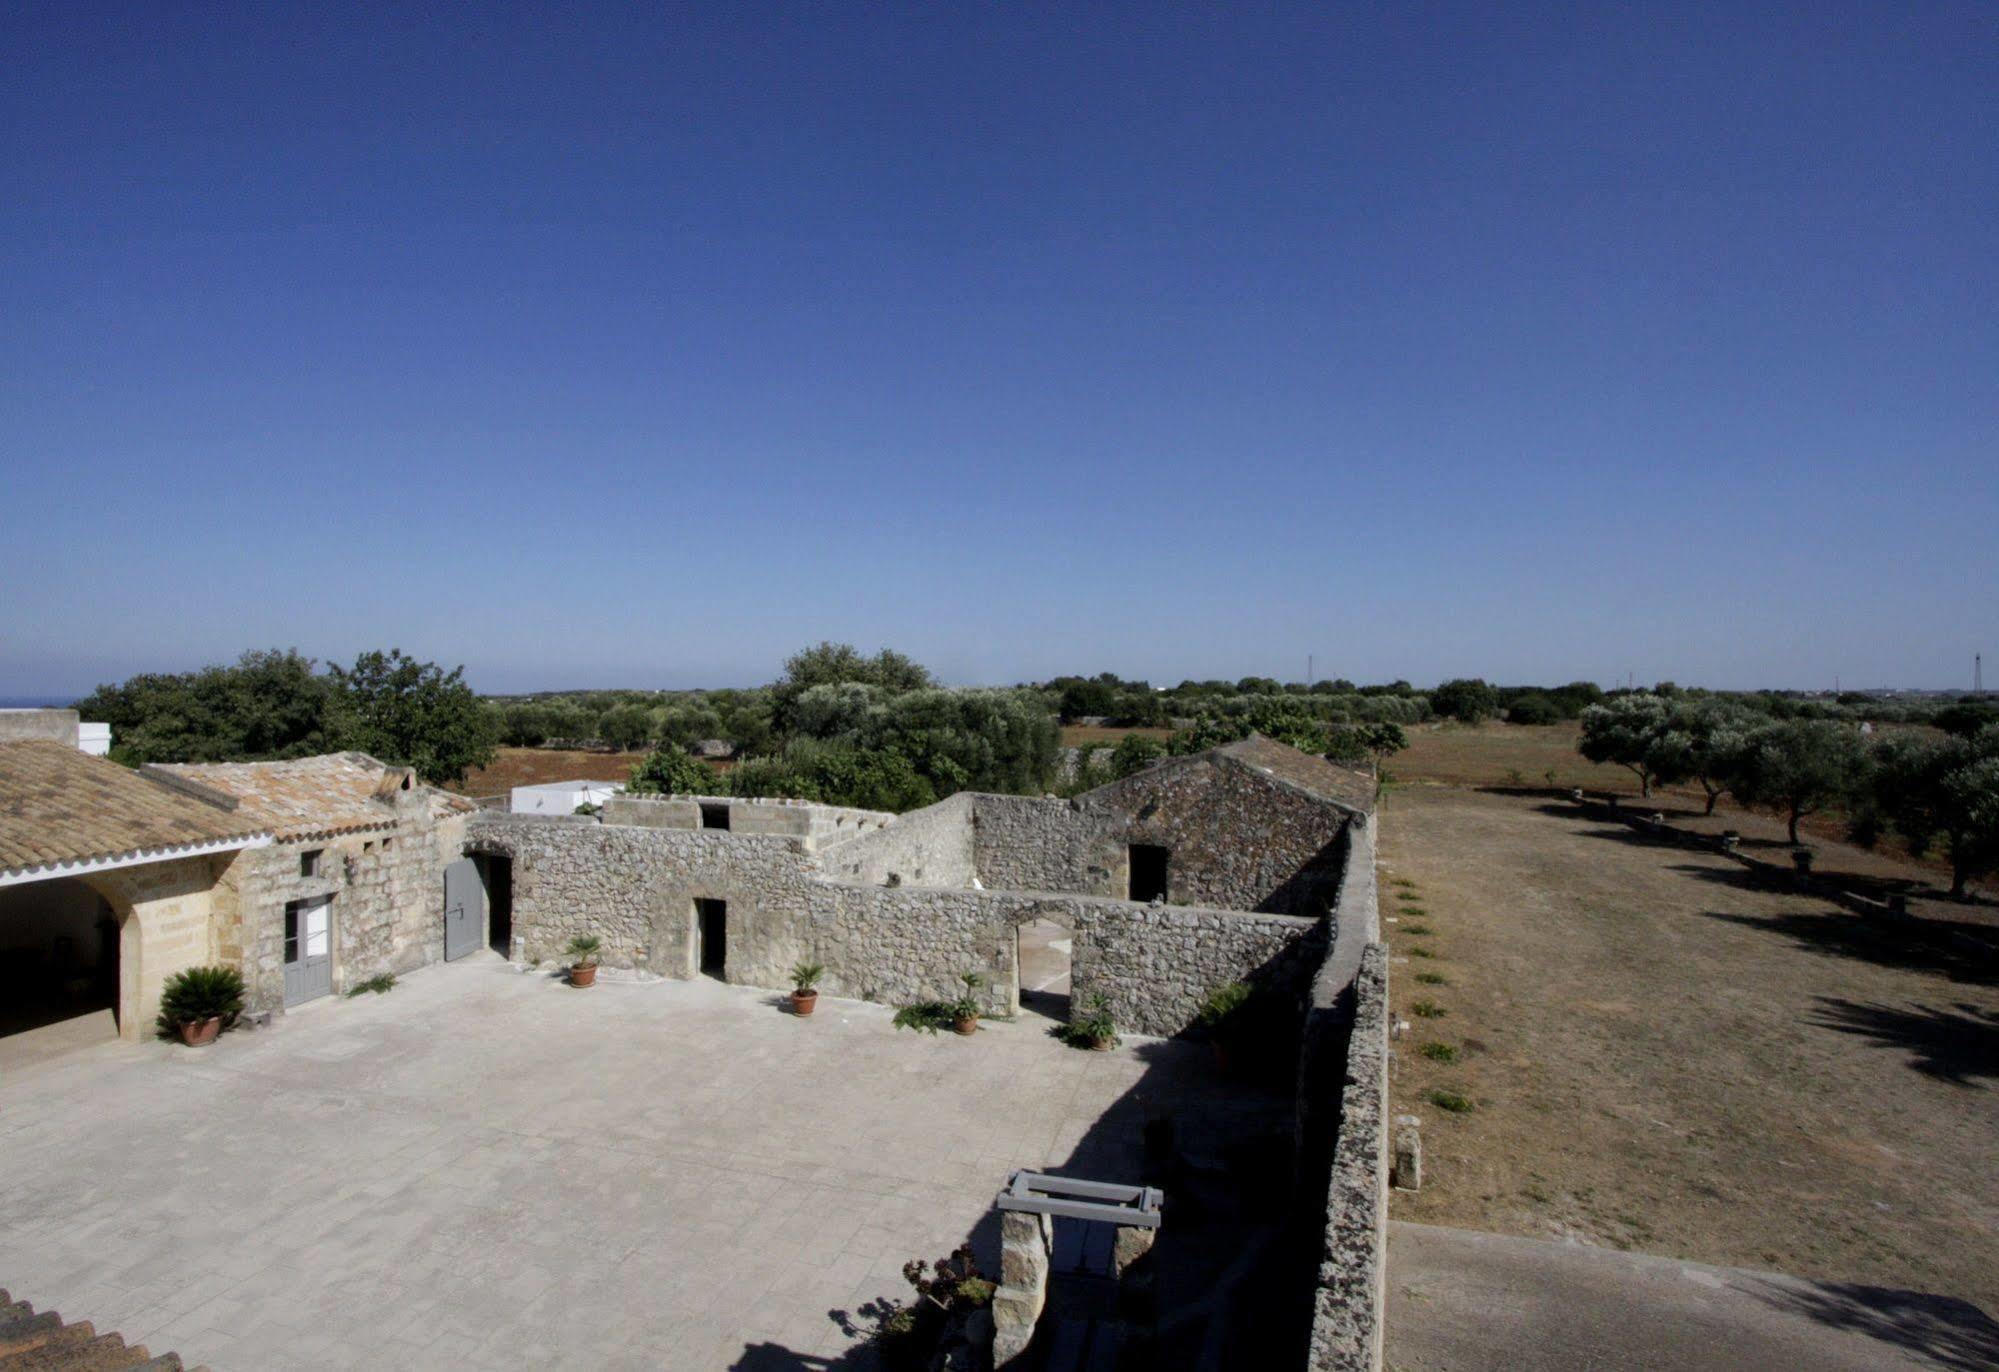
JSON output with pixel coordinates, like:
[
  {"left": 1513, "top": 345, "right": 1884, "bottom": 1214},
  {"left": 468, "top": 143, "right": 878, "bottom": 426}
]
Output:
[{"left": 3, "top": 4, "right": 1994, "bottom": 696}]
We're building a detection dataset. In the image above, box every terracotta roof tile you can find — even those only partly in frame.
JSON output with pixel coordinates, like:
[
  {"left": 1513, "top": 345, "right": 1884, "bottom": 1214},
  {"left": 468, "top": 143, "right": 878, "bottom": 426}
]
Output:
[
  {"left": 0, "top": 741, "right": 270, "bottom": 876},
  {"left": 155, "top": 753, "right": 472, "bottom": 840}
]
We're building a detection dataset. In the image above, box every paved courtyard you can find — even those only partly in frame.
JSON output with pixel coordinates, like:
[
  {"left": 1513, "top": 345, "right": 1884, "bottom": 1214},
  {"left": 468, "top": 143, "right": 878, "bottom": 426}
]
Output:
[{"left": 0, "top": 953, "right": 1266, "bottom": 1371}]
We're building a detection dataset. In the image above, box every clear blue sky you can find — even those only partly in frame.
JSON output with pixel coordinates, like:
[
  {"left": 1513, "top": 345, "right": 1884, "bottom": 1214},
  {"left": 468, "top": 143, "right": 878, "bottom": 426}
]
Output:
[{"left": 4, "top": 4, "right": 1994, "bottom": 697}]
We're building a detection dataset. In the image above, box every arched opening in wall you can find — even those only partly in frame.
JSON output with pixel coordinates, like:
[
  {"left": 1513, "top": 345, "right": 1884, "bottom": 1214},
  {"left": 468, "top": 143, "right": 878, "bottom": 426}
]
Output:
[
  {"left": 1015, "top": 918, "right": 1072, "bottom": 1024},
  {"left": 0, "top": 876, "right": 121, "bottom": 1059}
]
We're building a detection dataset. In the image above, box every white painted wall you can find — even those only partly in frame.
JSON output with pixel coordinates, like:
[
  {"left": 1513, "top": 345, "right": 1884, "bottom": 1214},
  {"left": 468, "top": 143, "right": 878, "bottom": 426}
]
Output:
[
  {"left": 510, "top": 780, "right": 625, "bottom": 815},
  {"left": 78, "top": 722, "right": 111, "bottom": 756}
]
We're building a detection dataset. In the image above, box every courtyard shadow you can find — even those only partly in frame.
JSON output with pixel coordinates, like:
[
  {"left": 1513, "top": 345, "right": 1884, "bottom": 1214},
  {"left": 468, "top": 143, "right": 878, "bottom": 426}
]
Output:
[
  {"left": 1697, "top": 908, "right": 1999, "bottom": 987},
  {"left": 1744, "top": 1276, "right": 1999, "bottom": 1372},
  {"left": 727, "top": 949, "right": 1320, "bottom": 1371},
  {"left": 1806, "top": 997, "right": 1999, "bottom": 1089}
]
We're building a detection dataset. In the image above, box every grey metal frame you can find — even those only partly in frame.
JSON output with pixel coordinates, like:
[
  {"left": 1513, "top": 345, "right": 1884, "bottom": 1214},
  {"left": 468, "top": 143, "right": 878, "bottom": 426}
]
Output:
[{"left": 995, "top": 1171, "right": 1163, "bottom": 1229}]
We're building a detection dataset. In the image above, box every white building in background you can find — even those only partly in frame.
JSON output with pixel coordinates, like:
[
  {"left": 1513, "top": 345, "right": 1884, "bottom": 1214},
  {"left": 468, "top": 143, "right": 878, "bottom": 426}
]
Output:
[
  {"left": 509, "top": 779, "right": 626, "bottom": 815},
  {"left": 0, "top": 709, "right": 111, "bottom": 754}
]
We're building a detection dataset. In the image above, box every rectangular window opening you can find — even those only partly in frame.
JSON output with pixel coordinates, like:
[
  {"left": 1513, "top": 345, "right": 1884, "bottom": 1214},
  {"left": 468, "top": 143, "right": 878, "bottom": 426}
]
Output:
[{"left": 1128, "top": 844, "right": 1170, "bottom": 903}]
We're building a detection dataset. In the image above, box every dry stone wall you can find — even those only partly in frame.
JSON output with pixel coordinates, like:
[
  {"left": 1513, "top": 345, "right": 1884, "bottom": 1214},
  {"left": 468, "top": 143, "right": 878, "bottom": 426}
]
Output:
[
  {"left": 831, "top": 792, "right": 977, "bottom": 888},
  {"left": 970, "top": 796, "right": 1124, "bottom": 895},
  {"left": 465, "top": 810, "right": 1328, "bottom": 1036}
]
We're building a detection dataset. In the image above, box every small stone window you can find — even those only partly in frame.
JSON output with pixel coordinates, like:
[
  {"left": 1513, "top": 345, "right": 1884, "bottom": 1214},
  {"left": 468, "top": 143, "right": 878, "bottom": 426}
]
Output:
[
  {"left": 700, "top": 803, "right": 731, "bottom": 831},
  {"left": 301, "top": 848, "right": 324, "bottom": 878},
  {"left": 382, "top": 837, "right": 394, "bottom": 852}
]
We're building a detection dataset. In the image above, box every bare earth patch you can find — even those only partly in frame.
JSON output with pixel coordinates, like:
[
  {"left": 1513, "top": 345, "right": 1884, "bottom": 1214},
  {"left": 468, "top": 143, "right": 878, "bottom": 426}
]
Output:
[{"left": 1378, "top": 786, "right": 1999, "bottom": 1315}]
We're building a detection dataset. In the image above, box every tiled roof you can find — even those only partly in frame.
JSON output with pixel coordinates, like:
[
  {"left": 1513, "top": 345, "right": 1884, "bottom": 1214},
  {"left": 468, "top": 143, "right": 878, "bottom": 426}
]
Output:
[
  {"left": 156, "top": 753, "right": 474, "bottom": 841},
  {"left": 0, "top": 741, "right": 271, "bottom": 877},
  {"left": 1216, "top": 735, "right": 1378, "bottom": 814}
]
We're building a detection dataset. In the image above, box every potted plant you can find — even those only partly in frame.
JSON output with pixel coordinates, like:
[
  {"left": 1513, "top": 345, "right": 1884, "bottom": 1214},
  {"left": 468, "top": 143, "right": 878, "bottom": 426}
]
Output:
[
  {"left": 1062, "top": 993, "right": 1118, "bottom": 1051},
  {"left": 791, "top": 961, "right": 824, "bottom": 1016},
  {"left": 157, "top": 965, "right": 245, "bottom": 1046},
  {"left": 1198, "top": 981, "right": 1252, "bottom": 1071},
  {"left": 950, "top": 971, "right": 983, "bottom": 1035},
  {"left": 567, "top": 934, "right": 602, "bottom": 987}
]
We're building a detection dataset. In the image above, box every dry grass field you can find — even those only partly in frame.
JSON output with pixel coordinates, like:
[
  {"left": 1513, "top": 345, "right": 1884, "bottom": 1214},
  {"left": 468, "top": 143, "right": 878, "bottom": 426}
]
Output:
[
  {"left": 1379, "top": 786, "right": 1999, "bottom": 1314},
  {"left": 1060, "top": 723, "right": 1173, "bottom": 748},
  {"left": 446, "top": 746, "right": 671, "bottom": 797}
]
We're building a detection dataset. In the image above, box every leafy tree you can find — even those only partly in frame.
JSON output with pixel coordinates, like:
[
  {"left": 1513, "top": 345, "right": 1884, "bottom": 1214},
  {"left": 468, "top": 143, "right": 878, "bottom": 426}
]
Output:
[
  {"left": 1108, "top": 733, "right": 1166, "bottom": 779},
  {"left": 770, "top": 642, "right": 934, "bottom": 728},
  {"left": 1729, "top": 719, "right": 1869, "bottom": 845},
  {"left": 728, "top": 738, "right": 937, "bottom": 812},
  {"left": 1577, "top": 694, "right": 1688, "bottom": 798},
  {"left": 597, "top": 704, "right": 654, "bottom": 751},
  {"left": 1870, "top": 727, "right": 1999, "bottom": 898},
  {"left": 1667, "top": 701, "right": 1758, "bottom": 815},
  {"left": 1326, "top": 722, "right": 1408, "bottom": 771},
  {"left": 1431, "top": 678, "right": 1498, "bottom": 724},
  {"left": 78, "top": 649, "right": 338, "bottom": 764},
  {"left": 497, "top": 702, "right": 556, "bottom": 747},
  {"left": 1933, "top": 701, "right": 1999, "bottom": 738},
  {"left": 329, "top": 649, "right": 497, "bottom": 784},
  {"left": 1505, "top": 692, "right": 1563, "bottom": 726},
  {"left": 627, "top": 745, "right": 715, "bottom": 796}
]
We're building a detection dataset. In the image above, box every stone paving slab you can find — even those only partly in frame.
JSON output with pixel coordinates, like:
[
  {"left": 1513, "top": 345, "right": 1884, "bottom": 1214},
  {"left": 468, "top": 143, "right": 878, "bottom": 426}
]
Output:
[{"left": 0, "top": 953, "right": 1259, "bottom": 1370}]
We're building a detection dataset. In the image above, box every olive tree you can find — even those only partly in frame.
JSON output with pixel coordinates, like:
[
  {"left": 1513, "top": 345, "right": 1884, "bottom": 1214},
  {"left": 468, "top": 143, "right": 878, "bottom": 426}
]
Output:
[
  {"left": 1729, "top": 719, "right": 1869, "bottom": 845},
  {"left": 1577, "top": 694, "right": 1687, "bottom": 798},
  {"left": 1871, "top": 727, "right": 1999, "bottom": 898},
  {"left": 1667, "top": 701, "right": 1758, "bottom": 815}
]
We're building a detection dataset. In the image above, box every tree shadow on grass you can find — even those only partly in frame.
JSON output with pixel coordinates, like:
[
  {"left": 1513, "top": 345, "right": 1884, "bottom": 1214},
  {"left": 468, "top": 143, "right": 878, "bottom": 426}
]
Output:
[
  {"left": 1697, "top": 907, "right": 1999, "bottom": 987},
  {"left": 1805, "top": 997, "right": 1999, "bottom": 1088},
  {"left": 1744, "top": 1276, "right": 1999, "bottom": 1372}
]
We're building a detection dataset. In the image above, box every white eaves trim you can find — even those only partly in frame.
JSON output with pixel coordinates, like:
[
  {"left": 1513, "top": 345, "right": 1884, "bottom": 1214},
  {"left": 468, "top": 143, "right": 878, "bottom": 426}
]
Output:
[{"left": 0, "top": 832, "right": 273, "bottom": 889}]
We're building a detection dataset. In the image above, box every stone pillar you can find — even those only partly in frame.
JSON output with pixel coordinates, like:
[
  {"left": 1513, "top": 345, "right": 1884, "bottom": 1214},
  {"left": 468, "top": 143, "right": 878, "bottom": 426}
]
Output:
[
  {"left": 1391, "top": 1115, "right": 1423, "bottom": 1191},
  {"left": 993, "top": 1210, "right": 1052, "bottom": 1369},
  {"left": 1112, "top": 1223, "right": 1159, "bottom": 1322}
]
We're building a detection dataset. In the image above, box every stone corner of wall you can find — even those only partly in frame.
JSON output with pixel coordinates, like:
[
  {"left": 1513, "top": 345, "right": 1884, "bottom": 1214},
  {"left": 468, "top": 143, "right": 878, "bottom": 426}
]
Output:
[{"left": 1308, "top": 938, "right": 1389, "bottom": 1371}]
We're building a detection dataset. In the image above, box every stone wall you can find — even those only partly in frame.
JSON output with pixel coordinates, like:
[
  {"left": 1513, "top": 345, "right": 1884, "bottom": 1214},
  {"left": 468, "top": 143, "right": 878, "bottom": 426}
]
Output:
[
  {"left": 215, "top": 805, "right": 470, "bottom": 1015},
  {"left": 1072, "top": 901, "right": 1325, "bottom": 1037},
  {"left": 90, "top": 855, "right": 228, "bottom": 1041},
  {"left": 830, "top": 792, "right": 977, "bottom": 888},
  {"left": 970, "top": 795, "right": 1124, "bottom": 895},
  {"left": 1294, "top": 812, "right": 1387, "bottom": 1372},
  {"left": 599, "top": 793, "right": 893, "bottom": 851},
  {"left": 968, "top": 760, "right": 1354, "bottom": 915},
  {"left": 467, "top": 810, "right": 1327, "bottom": 1037},
  {"left": 1305, "top": 943, "right": 1388, "bottom": 1371}
]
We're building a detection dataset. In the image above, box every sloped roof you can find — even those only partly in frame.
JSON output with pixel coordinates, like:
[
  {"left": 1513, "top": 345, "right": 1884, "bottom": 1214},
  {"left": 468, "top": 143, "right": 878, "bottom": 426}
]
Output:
[
  {"left": 0, "top": 740, "right": 271, "bottom": 878},
  {"left": 156, "top": 753, "right": 474, "bottom": 841},
  {"left": 1214, "top": 735, "right": 1378, "bottom": 814}
]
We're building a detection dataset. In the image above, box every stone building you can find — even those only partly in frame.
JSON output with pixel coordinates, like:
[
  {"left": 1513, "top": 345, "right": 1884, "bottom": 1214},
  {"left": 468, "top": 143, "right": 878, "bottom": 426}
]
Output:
[
  {"left": 0, "top": 740, "right": 273, "bottom": 1048},
  {"left": 463, "top": 735, "right": 1374, "bottom": 1037},
  {"left": 154, "top": 754, "right": 477, "bottom": 1014}
]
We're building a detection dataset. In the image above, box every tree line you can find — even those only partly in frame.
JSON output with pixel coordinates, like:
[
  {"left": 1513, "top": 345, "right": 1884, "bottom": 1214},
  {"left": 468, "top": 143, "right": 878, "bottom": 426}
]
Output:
[{"left": 1577, "top": 694, "right": 1999, "bottom": 897}]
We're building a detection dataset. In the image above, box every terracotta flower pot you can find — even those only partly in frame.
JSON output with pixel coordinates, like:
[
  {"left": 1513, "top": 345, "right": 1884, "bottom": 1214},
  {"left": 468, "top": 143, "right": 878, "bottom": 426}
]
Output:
[
  {"left": 570, "top": 963, "right": 598, "bottom": 988},
  {"left": 792, "top": 989, "right": 818, "bottom": 1016},
  {"left": 953, "top": 1015, "right": 978, "bottom": 1036},
  {"left": 178, "top": 1016, "right": 222, "bottom": 1047},
  {"left": 1088, "top": 1036, "right": 1114, "bottom": 1052}
]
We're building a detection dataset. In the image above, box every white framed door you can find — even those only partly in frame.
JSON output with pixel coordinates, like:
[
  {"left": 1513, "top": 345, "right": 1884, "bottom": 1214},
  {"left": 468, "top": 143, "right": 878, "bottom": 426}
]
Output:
[{"left": 283, "top": 896, "right": 333, "bottom": 1006}]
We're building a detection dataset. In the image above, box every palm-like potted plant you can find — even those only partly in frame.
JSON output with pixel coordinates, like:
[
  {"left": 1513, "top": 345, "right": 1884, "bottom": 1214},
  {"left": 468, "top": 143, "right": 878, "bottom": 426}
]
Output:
[
  {"left": 949, "top": 971, "right": 983, "bottom": 1036},
  {"left": 791, "top": 961, "right": 824, "bottom": 1016},
  {"left": 1062, "top": 993, "right": 1118, "bottom": 1051},
  {"left": 158, "top": 965, "right": 245, "bottom": 1046},
  {"left": 567, "top": 934, "right": 602, "bottom": 988}
]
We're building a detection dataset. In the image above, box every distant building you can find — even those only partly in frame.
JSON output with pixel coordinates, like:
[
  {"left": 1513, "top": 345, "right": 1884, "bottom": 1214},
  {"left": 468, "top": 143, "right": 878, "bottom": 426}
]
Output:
[
  {"left": 0, "top": 708, "right": 112, "bottom": 754},
  {"left": 510, "top": 779, "right": 626, "bottom": 815}
]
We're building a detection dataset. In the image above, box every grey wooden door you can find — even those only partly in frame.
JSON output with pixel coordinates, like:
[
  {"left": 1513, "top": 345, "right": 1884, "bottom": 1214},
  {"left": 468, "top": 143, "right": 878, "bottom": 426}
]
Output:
[
  {"left": 443, "top": 858, "right": 483, "bottom": 961},
  {"left": 283, "top": 897, "right": 333, "bottom": 1006}
]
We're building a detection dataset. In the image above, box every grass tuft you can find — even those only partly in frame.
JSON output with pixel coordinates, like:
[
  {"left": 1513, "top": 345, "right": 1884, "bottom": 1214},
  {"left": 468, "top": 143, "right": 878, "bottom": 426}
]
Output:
[
  {"left": 1419, "top": 1042, "right": 1458, "bottom": 1063},
  {"left": 1414, "top": 971, "right": 1448, "bottom": 985},
  {"left": 1428, "top": 1088, "right": 1474, "bottom": 1113},
  {"left": 1411, "top": 1000, "right": 1447, "bottom": 1018}
]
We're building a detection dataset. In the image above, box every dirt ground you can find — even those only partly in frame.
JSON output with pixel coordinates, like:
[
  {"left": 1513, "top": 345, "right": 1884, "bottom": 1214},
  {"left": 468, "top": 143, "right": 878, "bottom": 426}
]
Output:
[
  {"left": 1377, "top": 785, "right": 1999, "bottom": 1314},
  {"left": 446, "top": 746, "right": 656, "bottom": 797}
]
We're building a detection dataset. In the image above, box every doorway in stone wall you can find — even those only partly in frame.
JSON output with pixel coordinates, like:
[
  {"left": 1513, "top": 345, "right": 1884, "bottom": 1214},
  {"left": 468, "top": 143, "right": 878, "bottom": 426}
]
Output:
[
  {"left": 696, "top": 899, "right": 727, "bottom": 979},
  {"left": 1014, "top": 918, "right": 1072, "bottom": 1024}
]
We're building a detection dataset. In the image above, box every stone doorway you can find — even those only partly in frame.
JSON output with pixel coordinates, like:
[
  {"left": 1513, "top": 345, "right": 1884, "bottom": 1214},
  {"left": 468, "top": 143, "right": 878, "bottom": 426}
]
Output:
[
  {"left": 1014, "top": 917, "right": 1072, "bottom": 1023},
  {"left": 696, "top": 898, "right": 727, "bottom": 978},
  {"left": 1127, "top": 844, "right": 1170, "bottom": 902}
]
